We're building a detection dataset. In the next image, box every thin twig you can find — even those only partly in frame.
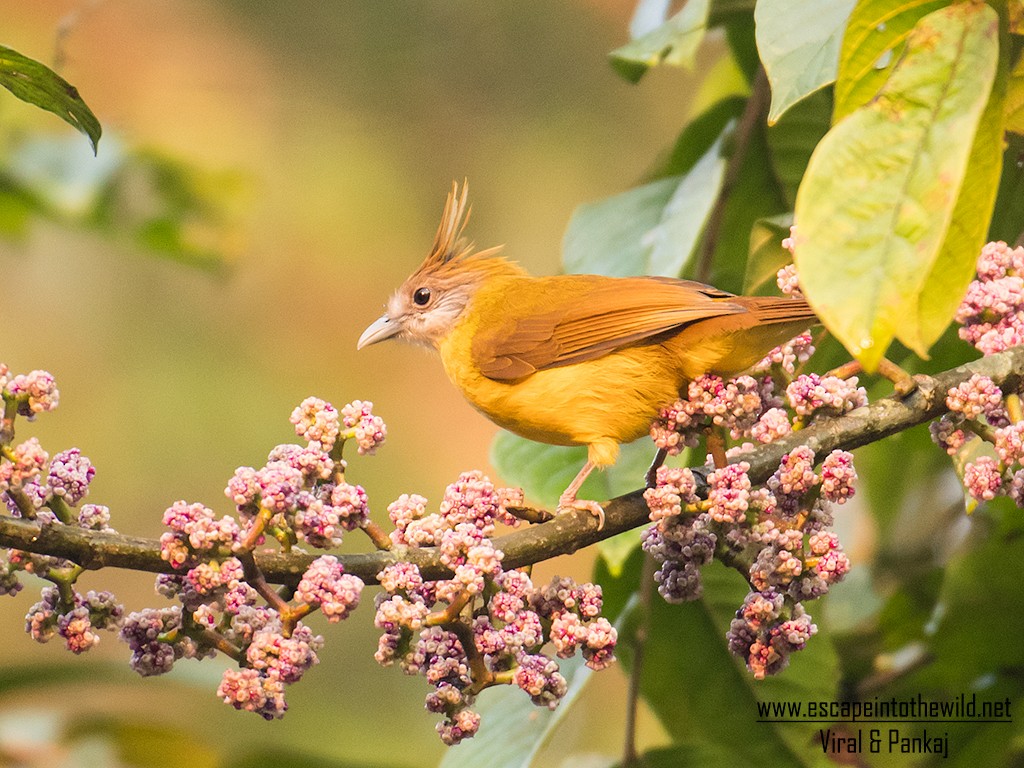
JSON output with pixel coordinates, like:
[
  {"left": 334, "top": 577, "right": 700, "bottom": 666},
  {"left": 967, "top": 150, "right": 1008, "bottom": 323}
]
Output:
[
  {"left": 622, "top": 553, "right": 657, "bottom": 767},
  {"left": 694, "top": 66, "right": 771, "bottom": 283}
]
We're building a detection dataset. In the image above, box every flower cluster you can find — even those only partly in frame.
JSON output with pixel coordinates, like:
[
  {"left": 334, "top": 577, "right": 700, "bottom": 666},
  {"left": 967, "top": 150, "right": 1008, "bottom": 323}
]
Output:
[
  {"left": 642, "top": 257, "right": 859, "bottom": 678},
  {"left": 225, "top": 398, "right": 380, "bottom": 547},
  {"left": 955, "top": 241, "right": 1024, "bottom": 355},
  {"left": 930, "top": 373, "right": 1024, "bottom": 508},
  {"left": 650, "top": 364, "right": 865, "bottom": 454},
  {"left": 643, "top": 441, "right": 852, "bottom": 677},
  {"left": 133, "top": 399, "right": 375, "bottom": 719},
  {"left": 0, "top": 367, "right": 127, "bottom": 654},
  {"left": 374, "top": 470, "right": 616, "bottom": 745}
]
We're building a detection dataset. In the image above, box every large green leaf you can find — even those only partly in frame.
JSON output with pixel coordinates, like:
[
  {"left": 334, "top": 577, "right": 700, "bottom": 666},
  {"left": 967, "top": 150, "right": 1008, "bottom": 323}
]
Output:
[
  {"left": 1006, "top": 50, "right": 1024, "bottom": 134},
  {"left": 754, "top": 0, "right": 856, "bottom": 124},
  {"left": 598, "top": 551, "right": 838, "bottom": 766},
  {"left": 833, "top": 0, "right": 950, "bottom": 121},
  {"left": 563, "top": 130, "right": 728, "bottom": 278},
  {"left": 905, "top": 41, "right": 1007, "bottom": 354},
  {"left": 766, "top": 89, "right": 833, "bottom": 209},
  {"left": 610, "top": 0, "right": 711, "bottom": 83},
  {"left": 66, "top": 717, "right": 220, "bottom": 768},
  {"left": 0, "top": 44, "right": 101, "bottom": 152},
  {"left": 793, "top": 3, "right": 999, "bottom": 370},
  {"left": 489, "top": 431, "right": 655, "bottom": 510},
  {"left": 989, "top": 132, "right": 1024, "bottom": 243}
]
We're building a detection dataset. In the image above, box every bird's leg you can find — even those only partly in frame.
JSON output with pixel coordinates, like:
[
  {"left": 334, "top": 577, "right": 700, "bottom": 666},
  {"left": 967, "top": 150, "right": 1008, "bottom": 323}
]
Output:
[
  {"left": 558, "top": 460, "right": 605, "bottom": 530},
  {"left": 705, "top": 428, "right": 728, "bottom": 469},
  {"left": 645, "top": 448, "right": 668, "bottom": 488}
]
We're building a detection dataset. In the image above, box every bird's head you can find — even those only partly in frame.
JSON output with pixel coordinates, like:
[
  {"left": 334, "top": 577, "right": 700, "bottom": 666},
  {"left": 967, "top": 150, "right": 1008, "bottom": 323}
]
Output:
[{"left": 358, "top": 181, "right": 524, "bottom": 350}]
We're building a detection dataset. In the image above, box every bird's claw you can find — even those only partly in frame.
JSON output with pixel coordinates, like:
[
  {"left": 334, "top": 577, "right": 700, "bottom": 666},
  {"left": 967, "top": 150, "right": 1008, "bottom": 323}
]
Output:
[{"left": 557, "top": 495, "right": 605, "bottom": 530}]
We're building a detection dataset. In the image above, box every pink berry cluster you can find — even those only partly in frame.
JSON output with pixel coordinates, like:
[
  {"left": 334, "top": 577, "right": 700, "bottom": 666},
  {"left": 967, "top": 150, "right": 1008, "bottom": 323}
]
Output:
[
  {"left": 643, "top": 444, "right": 854, "bottom": 678},
  {"left": 642, "top": 251, "right": 861, "bottom": 680},
  {"left": 226, "top": 397, "right": 378, "bottom": 547},
  {"left": 955, "top": 241, "right": 1024, "bottom": 355},
  {"left": 650, "top": 352, "right": 865, "bottom": 453},
  {"left": 133, "top": 397, "right": 374, "bottom": 719},
  {"left": 374, "top": 470, "right": 617, "bottom": 745},
  {"left": 930, "top": 373, "right": 1024, "bottom": 508},
  {"left": 0, "top": 366, "right": 126, "bottom": 654}
]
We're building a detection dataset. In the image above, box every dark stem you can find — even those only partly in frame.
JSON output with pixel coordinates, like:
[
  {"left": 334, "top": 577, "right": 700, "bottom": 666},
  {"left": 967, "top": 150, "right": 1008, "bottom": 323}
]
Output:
[
  {"left": 0, "top": 347, "right": 1021, "bottom": 587},
  {"left": 622, "top": 552, "right": 657, "bottom": 767},
  {"left": 694, "top": 65, "right": 770, "bottom": 283}
]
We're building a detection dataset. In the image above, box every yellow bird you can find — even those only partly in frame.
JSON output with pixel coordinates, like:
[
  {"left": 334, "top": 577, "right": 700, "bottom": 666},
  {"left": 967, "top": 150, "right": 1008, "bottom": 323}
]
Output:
[{"left": 358, "top": 183, "right": 816, "bottom": 526}]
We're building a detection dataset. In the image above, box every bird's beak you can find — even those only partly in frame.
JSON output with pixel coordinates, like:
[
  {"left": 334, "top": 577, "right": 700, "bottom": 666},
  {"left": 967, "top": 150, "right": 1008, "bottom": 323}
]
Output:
[{"left": 357, "top": 314, "right": 401, "bottom": 349}]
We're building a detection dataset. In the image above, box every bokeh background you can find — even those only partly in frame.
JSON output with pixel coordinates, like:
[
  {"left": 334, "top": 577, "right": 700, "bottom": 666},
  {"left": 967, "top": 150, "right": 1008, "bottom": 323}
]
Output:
[{"left": 0, "top": 2, "right": 710, "bottom": 765}]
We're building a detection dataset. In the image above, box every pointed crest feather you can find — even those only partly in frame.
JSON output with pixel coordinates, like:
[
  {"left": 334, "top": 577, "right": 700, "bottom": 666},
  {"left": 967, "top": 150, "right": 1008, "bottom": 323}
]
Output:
[{"left": 426, "top": 180, "right": 475, "bottom": 266}]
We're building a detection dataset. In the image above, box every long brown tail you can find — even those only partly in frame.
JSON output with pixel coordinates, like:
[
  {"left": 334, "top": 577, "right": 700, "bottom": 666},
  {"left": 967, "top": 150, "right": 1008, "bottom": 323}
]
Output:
[{"left": 668, "top": 295, "right": 818, "bottom": 379}]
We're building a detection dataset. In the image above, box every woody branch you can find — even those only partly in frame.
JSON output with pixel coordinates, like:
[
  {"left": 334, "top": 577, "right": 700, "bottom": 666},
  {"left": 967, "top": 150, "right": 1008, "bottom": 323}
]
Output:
[{"left": 1, "top": 345, "right": 1021, "bottom": 584}]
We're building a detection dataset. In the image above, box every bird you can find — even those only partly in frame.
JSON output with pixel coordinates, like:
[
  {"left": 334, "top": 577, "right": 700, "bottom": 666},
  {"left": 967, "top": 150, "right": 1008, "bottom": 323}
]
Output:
[{"left": 358, "top": 182, "right": 817, "bottom": 528}]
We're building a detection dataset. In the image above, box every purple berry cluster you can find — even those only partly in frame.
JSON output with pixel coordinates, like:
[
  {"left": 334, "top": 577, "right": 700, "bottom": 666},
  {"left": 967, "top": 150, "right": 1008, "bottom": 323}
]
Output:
[
  {"left": 374, "top": 470, "right": 617, "bottom": 745},
  {"left": 643, "top": 444, "right": 853, "bottom": 678}
]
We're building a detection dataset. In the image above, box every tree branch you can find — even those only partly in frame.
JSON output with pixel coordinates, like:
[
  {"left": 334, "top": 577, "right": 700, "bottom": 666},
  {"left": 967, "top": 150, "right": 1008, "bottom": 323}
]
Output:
[{"left": 2, "top": 346, "right": 1022, "bottom": 586}]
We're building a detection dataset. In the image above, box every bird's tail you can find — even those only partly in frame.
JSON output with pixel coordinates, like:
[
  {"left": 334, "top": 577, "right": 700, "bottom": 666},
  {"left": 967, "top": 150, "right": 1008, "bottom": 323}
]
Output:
[{"left": 669, "top": 295, "right": 818, "bottom": 379}]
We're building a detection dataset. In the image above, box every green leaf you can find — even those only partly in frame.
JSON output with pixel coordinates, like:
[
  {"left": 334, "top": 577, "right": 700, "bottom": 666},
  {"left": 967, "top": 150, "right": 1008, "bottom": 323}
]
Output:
[
  {"left": 989, "top": 132, "right": 1024, "bottom": 243},
  {"left": 755, "top": 0, "right": 856, "bottom": 125},
  {"left": 1006, "top": 49, "right": 1024, "bottom": 134},
  {"left": 563, "top": 129, "right": 728, "bottom": 278},
  {"left": 648, "top": 96, "right": 744, "bottom": 180},
  {"left": 833, "top": 0, "right": 949, "bottom": 121},
  {"left": 598, "top": 551, "right": 839, "bottom": 766},
  {"left": 766, "top": 88, "right": 833, "bottom": 208},
  {"left": 610, "top": 0, "right": 711, "bottom": 83},
  {"left": 0, "top": 660, "right": 128, "bottom": 693},
  {"left": 598, "top": 528, "right": 644, "bottom": 578},
  {"left": 0, "top": 44, "right": 101, "bottom": 152},
  {"left": 793, "top": 3, "right": 999, "bottom": 370},
  {"left": 697, "top": 116, "right": 788, "bottom": 293},
  {"left": 489, "top": 431, "right": 654, "bottom": 510},
  {"left": 438, "top": 653, "right": 592, "bottom": 768},
  {"left": 905, "top": 43, "right": 1007, "bottom": 354},
  {"left": 743, "top": 214, "right": 794, "bottom": 295},
  {"left": 66, "top": 717, "right": 219, "bottom": 768}
]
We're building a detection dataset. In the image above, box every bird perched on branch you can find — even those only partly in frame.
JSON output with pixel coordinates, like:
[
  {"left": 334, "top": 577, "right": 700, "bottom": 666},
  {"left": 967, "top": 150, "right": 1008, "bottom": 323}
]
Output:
[{"left": 359, "top": 182, "right": 816, "bottom": 527}]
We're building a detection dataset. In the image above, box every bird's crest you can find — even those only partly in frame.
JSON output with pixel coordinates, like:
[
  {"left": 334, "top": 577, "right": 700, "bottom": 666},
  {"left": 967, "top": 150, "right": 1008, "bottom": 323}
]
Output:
[{"left": 421, "top": 181, "right": 503, "bottom": 270}]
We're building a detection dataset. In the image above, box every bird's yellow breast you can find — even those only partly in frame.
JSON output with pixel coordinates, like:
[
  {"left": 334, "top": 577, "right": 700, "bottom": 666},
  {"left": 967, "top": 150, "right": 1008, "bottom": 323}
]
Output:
[{"left": 438, "top": 281, "right": 687, "bottom": 466}]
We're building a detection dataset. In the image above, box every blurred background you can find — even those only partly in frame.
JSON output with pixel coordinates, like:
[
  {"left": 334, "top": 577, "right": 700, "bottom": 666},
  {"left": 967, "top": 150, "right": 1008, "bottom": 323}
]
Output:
[{"left": 0, "top": 2, "right": 708, "bottom": 765}]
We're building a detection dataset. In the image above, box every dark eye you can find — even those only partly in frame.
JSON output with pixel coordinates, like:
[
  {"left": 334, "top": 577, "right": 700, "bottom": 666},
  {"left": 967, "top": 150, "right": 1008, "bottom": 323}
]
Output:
[{"left": 413, "top": 287, "right": 432, "bottom": 306}]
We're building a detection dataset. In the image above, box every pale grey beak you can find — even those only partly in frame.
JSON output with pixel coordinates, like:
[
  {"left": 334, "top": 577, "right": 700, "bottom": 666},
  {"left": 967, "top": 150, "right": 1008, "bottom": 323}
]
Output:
[{"left": 358, "top": 314, "right": 402, "bottom": 349}]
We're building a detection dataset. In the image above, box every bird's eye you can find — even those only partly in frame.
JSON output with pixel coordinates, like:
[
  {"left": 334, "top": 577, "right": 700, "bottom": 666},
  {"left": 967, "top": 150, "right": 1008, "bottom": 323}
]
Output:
[{"left": 413, "top": 287, "right": 432, "bottom": 306}]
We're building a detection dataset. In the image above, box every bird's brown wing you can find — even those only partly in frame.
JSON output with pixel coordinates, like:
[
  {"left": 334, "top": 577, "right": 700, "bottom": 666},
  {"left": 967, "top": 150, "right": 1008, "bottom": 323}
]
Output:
[{"left": 472, "top": 276, "right": 747, "bottom": 380}]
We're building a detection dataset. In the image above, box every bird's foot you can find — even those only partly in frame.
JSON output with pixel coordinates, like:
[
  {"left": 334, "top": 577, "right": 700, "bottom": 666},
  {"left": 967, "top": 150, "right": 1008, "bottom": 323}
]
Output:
[{"left": 557, "top": 494, "right": 606, "bottom": 530}]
